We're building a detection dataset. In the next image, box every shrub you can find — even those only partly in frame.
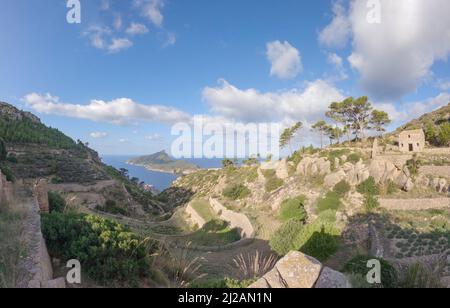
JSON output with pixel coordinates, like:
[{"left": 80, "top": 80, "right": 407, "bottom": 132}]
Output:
[
  {"left": 406, "top": 155, "right": 421, "bottom": 177},
  {"left": 223, "top": 184, "right": 251, "bottom": 200},
  {"left": 50, "top": 176, "right": 63, "bottom": 184},
  {"left": 300, "top": 224, "right": 340, "bottom": 262},
  {"left": 317, "top": 191, "right": 342, "bottom": 213},
  {"left": 357, "top": 177, "right": 379, "bottom": 196},
  {"left": 101, "top": 200, "right": 128, "bottom": 216},
  {"left": 347, "top": 153, "right": 362, "bottom": 163},
  {"left": 269, "top": 218, "right": 305, "bottom": 256},
  {"left": 0, "top": 164, "right": 14, "bottom": 182},
  {"left": 333, "top": 180, "right": 351, "bottom": 197},
  {"left": 222, "top": 159, "right": 234, "bottom": 168},
  {"left": 280, "top": 196, "right": 307, "bottom": 222},
  {"left": 48, "top": 191, "right": 66, "bottom": 213},
  {"left": 6, "top": 155, "right": 18, "bottom": 164},
  {"left": 265, "top": 177, "right": 284, "bottom": 193},
  {"left": 364, "top": 194, "right": 380, "bottom": 212},
  {"left": 342, "top": 255, "right": 398, "bottom": 288},
  {"left": 41, "top": 212, "right": 153, "bottom": 285}
]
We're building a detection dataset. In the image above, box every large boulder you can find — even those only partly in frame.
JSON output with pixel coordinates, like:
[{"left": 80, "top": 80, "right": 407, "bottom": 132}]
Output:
[
  {"left": 249, "top": 252, "right": 322, "bottom": 288},
  {"left": 317, "top": 158, "right": 331, "bottom": 175},
  {"left": 315, "top": 267, "right": 351, "bottom": 289},
  {"left": 249, "top": 252, "right": 351, "bottom": 289},
  {"left": 324, "top": 170, "right": 347, "bottom": 188}
]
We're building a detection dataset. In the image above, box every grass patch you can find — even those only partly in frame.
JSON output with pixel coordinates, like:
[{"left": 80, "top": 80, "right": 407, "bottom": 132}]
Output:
[
  {"left": 186, "top": 220, "right": 241, "bottom": 246},
  {"left": 190, "top": 199, "right": 216, "bottom": 222},
  {"left": 317, "top": 191, "right": 342, "bottom": 213},
  {"left": 0, "top": 202, "right": 26, "bottom": 288},
  {"left": 270, "top": 216, "right": 341, "bottom": 262}
]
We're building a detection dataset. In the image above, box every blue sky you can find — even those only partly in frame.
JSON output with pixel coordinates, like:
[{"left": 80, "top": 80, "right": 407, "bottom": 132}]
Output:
[{"left": 1, "top": 0, "right": 450, "bottom": 156}]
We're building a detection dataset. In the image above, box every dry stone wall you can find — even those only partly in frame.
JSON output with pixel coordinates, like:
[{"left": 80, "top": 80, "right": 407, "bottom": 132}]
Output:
[{"left": 209, "top": 198, "right": 255, "bottom": 238}]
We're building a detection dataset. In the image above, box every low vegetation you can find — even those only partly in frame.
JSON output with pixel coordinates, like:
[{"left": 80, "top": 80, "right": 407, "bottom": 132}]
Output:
[
  {"left": 222, "top": 184, "right": 251, "bottom": 200},
  {"left": 0, "top": 202, "right": 26, "bottom": 288},
  {"left": 342, "top": 255, "right": 398, "bottom": 288},
  {"left": 317, "top": 191, "right": 342, "bottom": 213},
  {"left": 42, "top": 212, "right": 155, "bottom": 286},
  {"left": 270, "top": 212, "right": 340, "bottom": 262},
  {"left": 279, "top": 196, "right": 307, "bottom": 222},
  {"left": 185, "top": 220, "right": 241, "bottom": 246}
]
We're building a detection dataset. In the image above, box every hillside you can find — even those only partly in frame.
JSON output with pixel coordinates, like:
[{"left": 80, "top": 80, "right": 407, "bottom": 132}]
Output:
[
  {"left": 128, "top": 150, "right": 199, "bottom": 174},
  {"left": 0, "top": 101, "right": 166, "bottom": 217},
  {"left": 393, "top": 102, "right": 450, "bottom": 147}
]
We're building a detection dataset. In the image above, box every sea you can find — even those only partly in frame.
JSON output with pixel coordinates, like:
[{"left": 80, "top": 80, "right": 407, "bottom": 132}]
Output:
[{"left": 101, "top": 155, "right": 223, "bottom": 192}]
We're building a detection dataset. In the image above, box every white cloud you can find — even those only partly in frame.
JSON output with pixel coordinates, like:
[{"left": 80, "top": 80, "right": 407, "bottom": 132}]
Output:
[
  {"left": 266, "top": 41, "right": 302, "bottom": 79},
  {"left": 318, "top": 0, "right": 351, "bottom": 49},
  {"left": 107, "top": 38, "right": 133, "bottom": 53},
  {"left": 90, "top": 132, "right": 108, "bottom": 139},
  {"left": 113, "top": 15, "right": 123, "bottom": 30},
  {"left": 119, "top": 138, "right": 128, "bottom": 143},
  {"left": 23, "top": 93, "right": 190, "bottom": 125},
  {"left": 375, "top": 92, "right": 450, "bottom": 124},
  {"left": 437, "top": 79, "right": 450, "bottom": 91},
  {"left": 145, "top": 133, "right": 163, "bottom": 141},
  {"left": 164, "top": 32, "right": 177, "bottom": 46},
  {"left": 202, "top": 79, "right": 344, "bottom": 123},
  {"left": 126, "top": 23, "right": 149, "bottom": 35},
  {"left": 320, "top": 0, "right": 450, "bottom": 100},
  {"left": 327, "top": 52, "right": 348, "bottom": 80},
  {"left": 135, "top": 0, "right": 164, "bottom": 27},
  {"left": 83, "top": 26, "right": 132, "bottom": 53}
]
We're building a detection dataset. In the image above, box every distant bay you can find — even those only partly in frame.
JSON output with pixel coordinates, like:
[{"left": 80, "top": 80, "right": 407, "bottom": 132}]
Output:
[{"left": 102, "top": 155, "right": 223, "bottom": 192}]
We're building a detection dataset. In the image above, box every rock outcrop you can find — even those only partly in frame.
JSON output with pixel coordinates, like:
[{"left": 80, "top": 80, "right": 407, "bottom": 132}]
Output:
[{"left": 249, "top": 251, "right": 350, "bottom": 288}]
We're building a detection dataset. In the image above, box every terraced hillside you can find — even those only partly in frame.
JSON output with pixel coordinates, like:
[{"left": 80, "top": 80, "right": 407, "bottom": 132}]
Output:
[{"left": 0, "top": 101, "right": 165, "bottom": 217}]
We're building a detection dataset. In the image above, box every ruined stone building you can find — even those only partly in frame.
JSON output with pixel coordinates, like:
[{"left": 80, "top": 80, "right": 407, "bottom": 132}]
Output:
[{"left": 399, "top": 129, "right": 425, "bottom": 153}]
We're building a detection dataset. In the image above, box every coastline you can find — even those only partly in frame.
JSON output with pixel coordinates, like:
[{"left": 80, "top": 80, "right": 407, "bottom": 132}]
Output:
[{"left": 126, "top": 161, "right": 199, "bottom": 176}]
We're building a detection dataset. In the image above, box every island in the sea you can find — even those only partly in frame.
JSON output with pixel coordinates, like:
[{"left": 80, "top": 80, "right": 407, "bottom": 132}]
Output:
[{"left": 127, "top": 150, "right": 200, "bottom": 175}]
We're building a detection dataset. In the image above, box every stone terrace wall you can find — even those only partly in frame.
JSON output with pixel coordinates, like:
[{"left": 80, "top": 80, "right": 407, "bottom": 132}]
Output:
[
  {"left": 379, "top": 198, "right": 450, "bottom": 211},
  {"left": 185, "top": 202, "right": 207, "bottom": 228},
  {"left": 420, "top": 166, "right": 450, "bottom": 178},
  {"left": 0, "top": 170, "right": 13, "bottom": 204},
  {"left": 209, "top": 198, "right": 255, "bottom": 238}
]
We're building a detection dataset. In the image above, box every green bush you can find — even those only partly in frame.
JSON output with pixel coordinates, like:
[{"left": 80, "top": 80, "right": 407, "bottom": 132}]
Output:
[
  {"left": 0, "top": 164, "right": 14, "bottom": 182},
  {"left": 333, "top": 180, "right": 351, "bottom": 197},
  {"left": 265, "top": 177, "right": 284, "bottom": 193},
  {"left": 41, "top": 212, "right": 153, "bottom": 285},
  {"left": 347, "top": 153, "right": 362, "bottom": 163},
  {"left": 50, "top": 176, "right": 63, "bottom": 184},
  {"left": 364, "top": 194, "right": 380, "bottom": 212},
  {"left": 317, "top": 191, "right": 342, "bottom": 213},
  {"left": 6, "top": 155, "right": 18, "bottom": 164},
  {"left": 357, "top": 177, "right": 379, "bottom": 196},
  {"left": 342, "top": 255, "right": 398, "bottom": 288},
  {"left": 99, "top": 200, "right": 128, "bottom": 216},
  {"left": 223, "top": 184, "right": 251, "bottom": 200},
  {"left": 269, "top": 218, "right": 305, "bottom": 256},
  {"left": 48, "top": 191, "right": 66, "bottom": 213},
  {"left": 280, "top": 196, "right": 307, "bottom": 222}
]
